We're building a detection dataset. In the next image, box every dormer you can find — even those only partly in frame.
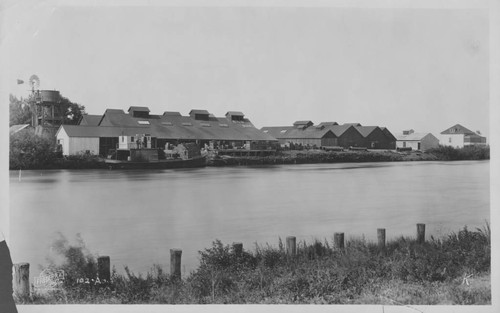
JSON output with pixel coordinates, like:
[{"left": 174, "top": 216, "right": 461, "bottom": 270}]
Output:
[
  {"left": 189, "top": 109, "right": 210, "bottom": 121},
  {"left": 293, "top": 120, "right": 313, "bottom": 129},
  {"left": 128, "top": 106, "right": 150, "bottom": 118},
  {"left": 226, "top": 111, "right": 245, "bottom": 122},
  {"left": 403, "top": 129, "right": 415, "bottom": 135}
]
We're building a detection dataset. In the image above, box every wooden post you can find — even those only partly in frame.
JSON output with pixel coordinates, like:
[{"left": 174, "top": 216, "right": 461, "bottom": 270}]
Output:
[
  {"left": 417, "top": 223, "right": 426, "bottom": 244},
  {"left": 334, "top": 233, "right": 344, "bottom": 250},
  {"left": 233, "top": 242, "right": 243, "bottom": 257},
  {"left": 170, "top": 249, "right": 182, "bottom": 279},
  {"left": 13, "top": 263, "right": 30, "bottom": 298},
  {"left": 286, "top": 236, "right": 296, "bottom": 257},
  {"left": 97, "top": 256, "right": 111, "bottom": 283},
  {"left": 377, "top": 228, "right": 386, "bottom": 249}
]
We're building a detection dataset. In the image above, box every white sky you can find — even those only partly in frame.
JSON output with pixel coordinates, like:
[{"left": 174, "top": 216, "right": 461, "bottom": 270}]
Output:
[{"left": 0, "top": 0, "right": 492, "bottom": 140}]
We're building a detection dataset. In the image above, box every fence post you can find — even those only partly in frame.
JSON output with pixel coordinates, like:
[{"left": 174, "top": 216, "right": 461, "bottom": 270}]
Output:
[
  {"left": 232, "top": 242, "right": 243, "bottom": 257},
  {"left": 97, "top": 256, "right": 111, "bottom": 283},
  {"left": 13, "top": 263, "right": 30, "bottom": 298},
  {"left": 170, "top": 249, "right": 182, "bottom": 279},
  {"left": 286, "top": 236, "right": 296, "bottom": 257},
  {"left": 334, "top": 233, "right": 344, "bottom": 251},
  {"left": 377, "top": 228, "right": 386, "bottom": 249},
  {"left": 417, "top": 223, "right": 426, "bottom": 244}
]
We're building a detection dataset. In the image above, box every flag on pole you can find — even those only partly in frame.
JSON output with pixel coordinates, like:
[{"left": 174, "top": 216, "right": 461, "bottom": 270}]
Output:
[{"left": 17, "top": 79, "right": 24, "bottom": 84}]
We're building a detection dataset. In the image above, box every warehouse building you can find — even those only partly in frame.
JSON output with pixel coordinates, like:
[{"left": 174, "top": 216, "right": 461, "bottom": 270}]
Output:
[
  {"left": 261, "top": 121, "right": 396, "bottom": 149},
  {"left": 56, "top": 107, "right": 278, "bottom": 156}
]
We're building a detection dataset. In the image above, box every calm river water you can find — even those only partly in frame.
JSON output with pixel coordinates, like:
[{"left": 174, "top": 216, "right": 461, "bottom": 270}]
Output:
[{"left": 9, "top": 160, "right": 489, "bottom": 279}]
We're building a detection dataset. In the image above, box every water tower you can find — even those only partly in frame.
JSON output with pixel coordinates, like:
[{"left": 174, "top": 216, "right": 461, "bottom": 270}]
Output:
[{"left": 28, "top": 75, "right": 63, "bottom": 127}]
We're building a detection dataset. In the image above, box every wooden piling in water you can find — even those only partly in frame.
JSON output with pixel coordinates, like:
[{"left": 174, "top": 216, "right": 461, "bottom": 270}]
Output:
[
  {"left": 417, "top": 223, "right": 426, "bottom": 244},
  {"left": 170, "top": 249, "right": 182, "bottom": 279},
  {"left": 377, "top": 228, "right": 386, "bottom": 249},
  {"left": 286, "top": 236, "right": 296, "bottom": 257},
  {"left": 334, "top": 233, "right": 344, "bottom": 250},
  {"left": 97, "top": 256, "right": 111, "bottom": 282},
  {"left": 13, "top": 263, "right": 30, "bottom": 298},
  {"left": 233, "top": 242, "right": 243, "bottom": 257}
]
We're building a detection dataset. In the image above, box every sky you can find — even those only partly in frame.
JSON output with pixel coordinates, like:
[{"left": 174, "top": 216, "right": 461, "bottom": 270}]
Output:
[{"left": 0, "top": 0, "right": 492, "bottom": 140}]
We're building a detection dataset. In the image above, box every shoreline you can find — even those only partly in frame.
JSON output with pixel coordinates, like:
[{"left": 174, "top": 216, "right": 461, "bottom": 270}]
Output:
[{"left": 8, "top": 146, "right": 490, "bottom": 170}]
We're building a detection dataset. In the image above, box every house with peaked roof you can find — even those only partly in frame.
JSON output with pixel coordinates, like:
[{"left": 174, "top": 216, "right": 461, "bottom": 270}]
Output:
[
  {"left": 439, "top": 124, "right": 487, "bottom": 148},
  {"left": 261, "top": 121, "right": 337, "bottom": 148},
  {"left": 354, "top": 126, "right": 396, "bottom": 149},
  {"left": 261, "top": 121, "right": 396, "bottom": 149},
  {"left": 396, "top": 130, "right": 439, "bottom": 151}
]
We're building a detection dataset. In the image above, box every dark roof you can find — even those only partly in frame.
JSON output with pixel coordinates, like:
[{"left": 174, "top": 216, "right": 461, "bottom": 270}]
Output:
[
  {"left": 440, "top": 124, "right": 476, "bottom": 135},
  {"left": 261, "top": 126, "right": 335, "bottom": 140},
  {"left": 344, "top": 123, "right": 362, "bottom": 126},
  {"left": 318, "top": 122, "right": 339, "bottom": 127},
  {"left": 57, "top": 125, "right": 147, "bottom": 137},
  {"left": 128, "top": 106, "right": 150, "bottom": 112},
  {"left": 354, "top": 126, "right": 379, "bottom": 137},
  {"left": 226, "top": 111, "right": 244, "bottom": 116},
  {"left": 79, "top": 114, "right": 102, "bottom": 126},
  {"left": 293, "top": 120, "right": 313, "bottom": 126},
  {"left": 189, "top": 109, "right": 210, "bottom": 115},
  {"left": 64, "top": 109, "right": 277, "bottom": 142},
  {"left": 163, "top": 111, "right": 182, "bottom": 116}
]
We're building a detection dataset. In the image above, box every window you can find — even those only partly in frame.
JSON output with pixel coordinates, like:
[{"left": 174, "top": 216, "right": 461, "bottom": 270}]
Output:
[
  {"left": 161, "top": 122, "right": 173, "bottom": 126},
  {"left": 449, "top": 137, "right": 452, "bottom": 143},
  {"left": 219, "top": 123, "right": 228, "bottom": 128},
  {"left": 403, "top": 142, "right": 406, "bottom": 148},
  {"left": 201, "top": 123, "right": 211, "bottom": 127},
  {"left": 182, "top": 122, "right": 192, "bottom": 126},
  {"left": 280, "top": 130, "right": 287, "bottom": 133},
  {"left": 138, "top": 121, "right": 150, "bottom": 125},
  {"left": 263, "top": 130, "right": 269, "bottom": 133},
  {"left": 131, "top": 136, "right": 134, "bottom": 142}
]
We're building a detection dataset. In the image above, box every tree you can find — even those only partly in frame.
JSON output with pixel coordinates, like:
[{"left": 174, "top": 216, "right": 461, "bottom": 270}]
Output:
[
  {"left": 9, "top": 94, "right": 32, "bottom": 126},
  {"left": 9, "top": 128, "right": 57, "bottom": 169},
  {"left": 60, "top": 96, "right": 86, "bottom": 125},
  {"left": 9, "top": 93, "right": 86, "bottom": 126}
]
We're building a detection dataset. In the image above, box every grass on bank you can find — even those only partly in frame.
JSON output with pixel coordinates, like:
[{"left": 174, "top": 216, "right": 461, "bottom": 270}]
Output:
[{"left": 18, "top": 224, "right": 490, "bottom": 305}]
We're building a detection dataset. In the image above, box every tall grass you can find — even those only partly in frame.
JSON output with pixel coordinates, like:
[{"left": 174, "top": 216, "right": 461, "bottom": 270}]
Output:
[{"left": 26, "top": 225, "right": 490, "bottom": 304}]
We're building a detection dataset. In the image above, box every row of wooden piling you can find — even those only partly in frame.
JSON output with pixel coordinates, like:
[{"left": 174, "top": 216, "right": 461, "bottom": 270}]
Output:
[{"left": 12, "top": 223, "right": 426, "bottom": 298}]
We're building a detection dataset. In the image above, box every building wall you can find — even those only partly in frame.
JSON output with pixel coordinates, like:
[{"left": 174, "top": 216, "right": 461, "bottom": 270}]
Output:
[
  {"left": 363, "top": 128, "right": 395, "bottom": 149},
  {"left": 69, "top": 137, "right": 100, "bottom": 155},
  {"left": 321, "top": 137, "right": 338, "bottom": 147},
  {"left": 56, "top": 129, "right": 70, "bottom": 156},
  {"left": 421, "top": 134, "right": 440, "bottom": 151},
  {"left": 337, "top": 127, "right": 365, "bottom": 148},
  {"left": 439, "top": 134, "right": 465, "bottom": 148},
  {"left": 396, "top": 140, "right": 420, "bottom": 150}
]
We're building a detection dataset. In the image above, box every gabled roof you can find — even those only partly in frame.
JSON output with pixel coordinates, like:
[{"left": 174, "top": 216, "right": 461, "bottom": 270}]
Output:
[
  {"left": 396, "top": 132, "right": 436, "bottom": 141},
  {"left": 440, "top": 124, "right": 476, "bottom": 135},
  {"left": 57, "top": 125, "right": 147, "bottom": 137},
  {"left": 78, "top": 114, "right": 102, "bottom": 126},
  {"left": 327, "top": 124, "right": 356, "bottom": 137},
  {"left": 354, "top": 126, "right": 379, "bottom": 137},
  {"left": 261, "top": 126, "right": 335, "bottom": 140}
]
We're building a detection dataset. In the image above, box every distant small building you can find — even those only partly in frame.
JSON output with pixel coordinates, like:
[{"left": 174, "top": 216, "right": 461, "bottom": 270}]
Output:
[
  {"left": 396, "top": 130, "right": 439, "bottom": 151},
  {"left": 261, "top": 121, "right": 337, "bottom": 148},
  {"left": 439, "top": 124, "right": 487, "bottom": 148}
]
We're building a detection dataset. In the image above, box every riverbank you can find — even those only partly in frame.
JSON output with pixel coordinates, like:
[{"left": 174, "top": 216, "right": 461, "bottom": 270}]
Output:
[
  {"left": 16, "top": 224, "right": 490, "bottom": 305},
  {"left": 8, "top": 145, "right": 490, "bottom": 170}
]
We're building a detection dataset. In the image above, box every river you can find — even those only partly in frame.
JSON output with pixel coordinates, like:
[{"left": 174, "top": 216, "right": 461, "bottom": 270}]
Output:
[{"left": 9, "top": 160, "right": 490, "bottom": 279}]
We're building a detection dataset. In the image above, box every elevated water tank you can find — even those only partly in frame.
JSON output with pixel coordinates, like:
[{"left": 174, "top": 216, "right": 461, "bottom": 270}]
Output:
[{"left": 40, "top": 90, "right": 61, "bottom": 103}]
